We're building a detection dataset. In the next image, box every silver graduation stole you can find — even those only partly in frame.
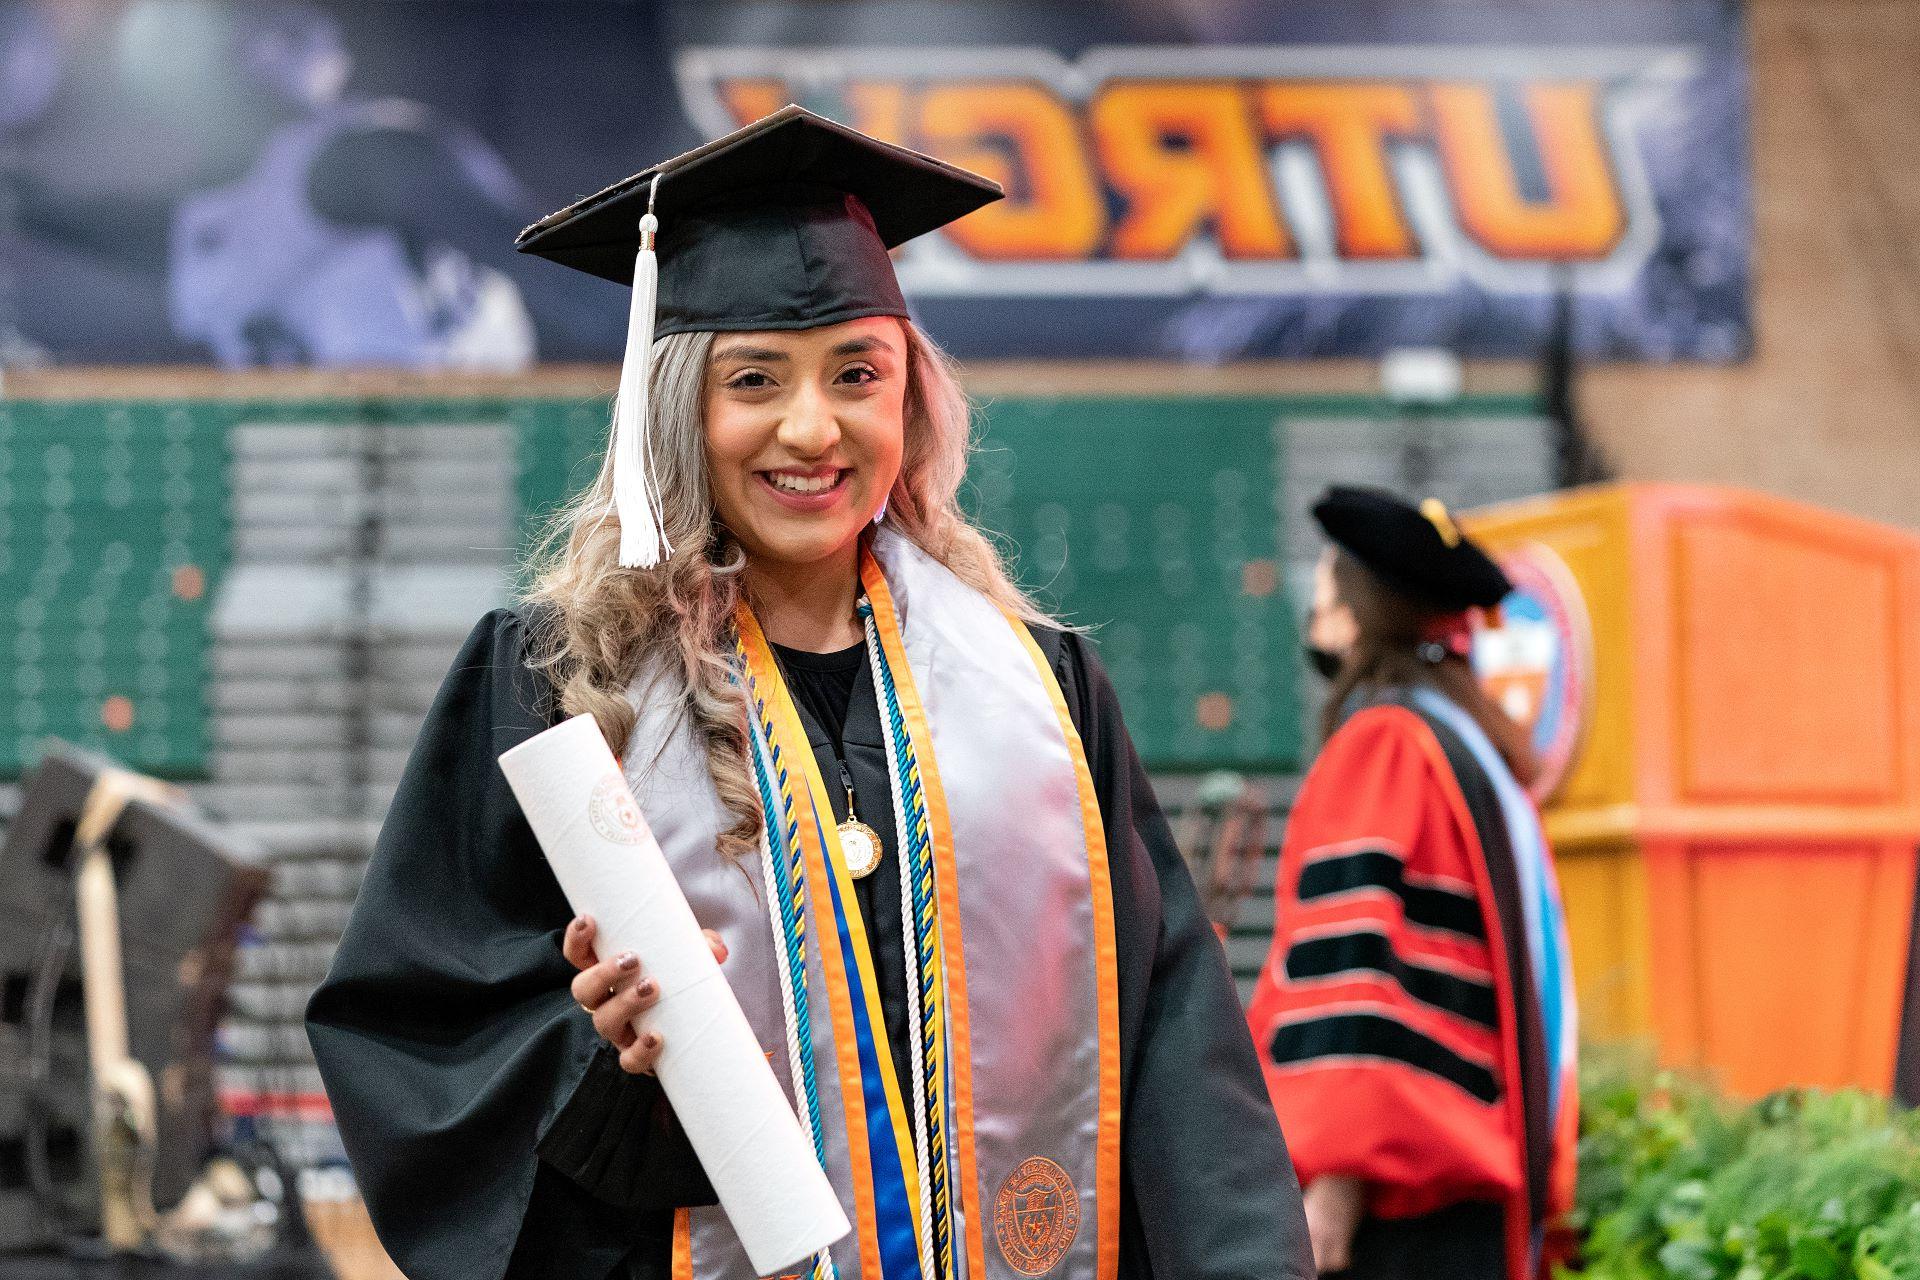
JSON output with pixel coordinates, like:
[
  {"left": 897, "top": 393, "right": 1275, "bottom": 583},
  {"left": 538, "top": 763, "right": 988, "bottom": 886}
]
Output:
[{"left": 620, "top": 529, "right": 1121, "bottom": 1280}]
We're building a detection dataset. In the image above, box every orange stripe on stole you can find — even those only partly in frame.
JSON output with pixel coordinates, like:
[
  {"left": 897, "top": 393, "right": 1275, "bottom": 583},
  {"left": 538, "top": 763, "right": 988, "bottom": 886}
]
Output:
[
  {"left": 672, "top": 1208, "right": 691, "bottom": 1280},
  {"left": 1000, "top": 614, "right": 1123, "bottom": 1280}
]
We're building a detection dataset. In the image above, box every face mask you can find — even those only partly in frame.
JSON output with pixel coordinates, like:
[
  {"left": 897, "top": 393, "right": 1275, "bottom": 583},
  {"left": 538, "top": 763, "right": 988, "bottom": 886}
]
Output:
[{"left": 1304, "top": 642, "right": 1344, "bottom": 682}]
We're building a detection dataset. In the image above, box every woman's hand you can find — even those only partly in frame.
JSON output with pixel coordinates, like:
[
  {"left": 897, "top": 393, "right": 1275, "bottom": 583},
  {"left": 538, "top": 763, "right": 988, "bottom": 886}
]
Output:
[
  {"left": 1302, "top": 1174, "right": 1365, "bottom": 1275},
  {"left": 563, "top": 915, "right": 729, "bottom": 1076}
]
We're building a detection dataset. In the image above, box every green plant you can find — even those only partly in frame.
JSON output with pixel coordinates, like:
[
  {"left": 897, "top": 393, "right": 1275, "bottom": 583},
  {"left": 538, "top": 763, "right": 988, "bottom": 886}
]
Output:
[{"left": 1564, "top": 1056, "right": 1920, "bottom": 1280}]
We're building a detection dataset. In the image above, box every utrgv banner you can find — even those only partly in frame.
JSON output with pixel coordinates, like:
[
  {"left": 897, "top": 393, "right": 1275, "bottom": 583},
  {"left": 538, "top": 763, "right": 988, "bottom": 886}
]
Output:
[
  {"left": 688, "top": 47, "right": 1687, "bottom": 298},
  {"left": 0, "top": 1, "right": 1745, "bottom": 367}
]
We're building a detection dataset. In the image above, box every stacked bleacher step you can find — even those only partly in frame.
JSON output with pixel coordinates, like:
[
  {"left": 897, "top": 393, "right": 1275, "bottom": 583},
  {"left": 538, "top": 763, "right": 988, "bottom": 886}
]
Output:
[{"left": 204, "top": 414, "right": 513, "bottom": 1165}]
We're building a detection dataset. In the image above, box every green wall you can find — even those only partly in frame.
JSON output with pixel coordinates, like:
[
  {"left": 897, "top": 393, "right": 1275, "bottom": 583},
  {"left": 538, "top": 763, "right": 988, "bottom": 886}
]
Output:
[
  {"left": 969, "top": 396, "right": 1298, "bottom": 770},
  {"left": 0, "top": 400, "right": 230, "bottom": 777},
  {"left": 4, "top": 389, "right": 1540, "bottom": 777}
]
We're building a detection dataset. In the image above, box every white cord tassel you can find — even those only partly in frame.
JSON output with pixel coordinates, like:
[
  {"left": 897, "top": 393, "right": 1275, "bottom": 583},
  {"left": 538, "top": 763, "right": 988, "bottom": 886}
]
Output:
[{"left": 612, "top": 178, "right": 670, "bottom": 568}]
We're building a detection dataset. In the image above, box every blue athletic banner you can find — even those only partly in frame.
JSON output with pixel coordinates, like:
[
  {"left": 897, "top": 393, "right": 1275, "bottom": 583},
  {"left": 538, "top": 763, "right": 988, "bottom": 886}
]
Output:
[{"left": 0, "top": 1, "right": 1747, "bottom": 367}]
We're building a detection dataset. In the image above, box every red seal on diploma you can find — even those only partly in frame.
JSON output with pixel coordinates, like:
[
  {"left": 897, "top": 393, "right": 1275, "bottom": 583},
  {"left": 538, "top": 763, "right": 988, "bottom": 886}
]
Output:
[
  {"left": 587, "top": 771, "right": 647, "bottom": 845},
  {"left": 994, "top": 1156, "right": 1079, "bottom": 1275}
]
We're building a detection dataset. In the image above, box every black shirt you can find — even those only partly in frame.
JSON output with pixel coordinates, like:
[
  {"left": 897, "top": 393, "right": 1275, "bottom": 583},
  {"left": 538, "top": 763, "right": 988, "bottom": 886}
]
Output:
[
  {"left": 770, "top": 638, "right": 916, "bottom": 1109},
  {"left": 772, "top": 640, "right": 864, "bottom": 750}
]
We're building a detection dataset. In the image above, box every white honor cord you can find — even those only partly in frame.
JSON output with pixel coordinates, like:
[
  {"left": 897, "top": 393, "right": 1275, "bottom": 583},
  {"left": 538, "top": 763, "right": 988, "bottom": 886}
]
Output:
[
  {"left": 864, "top": 609, "right": 938, "bottom": 1275},
  {"left": 757, "top": 811, "right": 840, "bottom": 1280}
]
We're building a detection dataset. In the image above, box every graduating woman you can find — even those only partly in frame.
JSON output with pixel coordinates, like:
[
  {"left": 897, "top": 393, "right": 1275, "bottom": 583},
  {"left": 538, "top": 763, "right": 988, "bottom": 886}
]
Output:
[
  {"left": 1246, "top": 487, "right": 1577, "bottom": 1280},
  {"left": 306, "top": 107, "right": 1312, "bottom": 1280}
]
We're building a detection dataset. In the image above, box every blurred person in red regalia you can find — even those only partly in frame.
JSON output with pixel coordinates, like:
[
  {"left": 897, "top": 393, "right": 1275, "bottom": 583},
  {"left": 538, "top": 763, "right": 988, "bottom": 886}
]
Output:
[{"left": 1248, "top": 486, "right": 1578, "bottom": 1280}]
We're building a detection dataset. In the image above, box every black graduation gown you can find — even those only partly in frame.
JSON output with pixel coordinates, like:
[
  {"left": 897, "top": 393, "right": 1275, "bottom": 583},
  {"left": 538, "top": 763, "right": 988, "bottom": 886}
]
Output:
[{"left": 305, "top": 608, "right": 1314, "bottom": 1280}]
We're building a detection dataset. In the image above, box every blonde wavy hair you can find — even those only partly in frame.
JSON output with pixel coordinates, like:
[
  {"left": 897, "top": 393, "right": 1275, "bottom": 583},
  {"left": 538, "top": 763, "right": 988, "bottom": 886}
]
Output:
[{"left": 521, "top": 321, "right": 1048, "bottom": 860}]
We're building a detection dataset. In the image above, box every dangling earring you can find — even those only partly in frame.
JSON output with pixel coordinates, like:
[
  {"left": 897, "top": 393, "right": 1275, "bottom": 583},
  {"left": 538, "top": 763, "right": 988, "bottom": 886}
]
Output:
[{"left": 872, "top": 495, "right": 889, "bottom": 526}]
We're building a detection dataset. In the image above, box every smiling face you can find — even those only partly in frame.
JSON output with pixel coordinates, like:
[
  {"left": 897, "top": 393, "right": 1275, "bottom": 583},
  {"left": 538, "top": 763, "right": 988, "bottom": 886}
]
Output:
[{"left": 702, "top": 316, "right": 908, "bottom": 580}]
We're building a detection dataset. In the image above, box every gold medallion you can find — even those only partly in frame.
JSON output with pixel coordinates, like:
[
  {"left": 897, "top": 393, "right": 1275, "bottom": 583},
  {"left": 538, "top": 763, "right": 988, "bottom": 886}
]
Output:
[
  {"left": 838, "top": 818, "right": 884, "bottom": 879},
  {"left": 832, "top": 759, "right": 883, "bottom": 879}
]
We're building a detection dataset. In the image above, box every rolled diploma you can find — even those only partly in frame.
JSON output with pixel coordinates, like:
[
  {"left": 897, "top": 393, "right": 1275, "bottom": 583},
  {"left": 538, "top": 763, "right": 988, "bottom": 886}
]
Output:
[{"left": 499, "top": 713, "right": 850, "bottom": 1275}]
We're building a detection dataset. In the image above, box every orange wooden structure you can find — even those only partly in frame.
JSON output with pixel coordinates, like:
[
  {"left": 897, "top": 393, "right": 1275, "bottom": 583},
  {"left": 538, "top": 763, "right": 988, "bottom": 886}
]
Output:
[{"left": 1465, "top": 484, "right": 1920, "bottom": 1097}]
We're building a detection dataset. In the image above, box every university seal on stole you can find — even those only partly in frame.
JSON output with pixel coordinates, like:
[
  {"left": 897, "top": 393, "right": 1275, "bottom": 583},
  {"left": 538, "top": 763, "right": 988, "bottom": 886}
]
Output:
[
  {"left": 587, "top": 771, "right": 647, "bottom": 845},
  {"left": 994, "top": 1155, "right": 1080, "bottom": 1275}
]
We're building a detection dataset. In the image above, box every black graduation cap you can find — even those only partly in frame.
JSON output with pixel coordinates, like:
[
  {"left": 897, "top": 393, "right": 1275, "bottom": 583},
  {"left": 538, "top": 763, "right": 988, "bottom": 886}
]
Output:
[
  {"left": 1312, "top": 485, "right": 1512, "bottom": 611},
  {"left": 513, "top": 105, "right": 1003, "bottom": 568},
  {"left": 516, "top": 104, "right": 1004, "bottom": 334}
]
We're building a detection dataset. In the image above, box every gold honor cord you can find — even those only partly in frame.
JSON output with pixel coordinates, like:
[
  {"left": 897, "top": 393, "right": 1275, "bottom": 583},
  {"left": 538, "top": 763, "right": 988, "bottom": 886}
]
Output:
[{"left": 73, "top": 767, "right": 180, "bottom": 1251}]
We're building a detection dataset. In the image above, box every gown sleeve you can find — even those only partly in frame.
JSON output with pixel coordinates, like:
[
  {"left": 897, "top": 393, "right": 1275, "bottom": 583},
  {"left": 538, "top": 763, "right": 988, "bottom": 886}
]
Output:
[
  {"left": 305, "top": 608, "right": 707, "bottom": 1280},
  {"left": 1049, "top": 630, "right": 1316, "bottom": 1280},
  {"left": 1243, "top": 704, "right": 1523, "bottom": 1218}
]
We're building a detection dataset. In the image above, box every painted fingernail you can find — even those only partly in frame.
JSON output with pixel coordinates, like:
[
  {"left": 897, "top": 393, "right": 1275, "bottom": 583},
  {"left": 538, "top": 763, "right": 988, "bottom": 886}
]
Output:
[
  {"left": 615, "top": 952, "right": 638, "bottom": 970},
  {"left": 637, "top": 979, "right": 657, "bottom": 997},
  {"left": 645, "top": 1033, "right": 661, "bottom": 1050}
]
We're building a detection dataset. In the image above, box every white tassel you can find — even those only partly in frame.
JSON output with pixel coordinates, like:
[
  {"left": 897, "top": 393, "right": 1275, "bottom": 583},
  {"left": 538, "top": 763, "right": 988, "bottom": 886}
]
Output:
[{"left": 612, "top": 177, "right": 670, "bottom": 569}]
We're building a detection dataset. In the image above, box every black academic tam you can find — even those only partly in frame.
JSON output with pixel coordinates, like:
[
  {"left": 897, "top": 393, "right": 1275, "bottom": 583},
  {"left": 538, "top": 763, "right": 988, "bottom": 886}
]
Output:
[{"left": 1313, "top": 484, "right": 1512, "bottom": 611}]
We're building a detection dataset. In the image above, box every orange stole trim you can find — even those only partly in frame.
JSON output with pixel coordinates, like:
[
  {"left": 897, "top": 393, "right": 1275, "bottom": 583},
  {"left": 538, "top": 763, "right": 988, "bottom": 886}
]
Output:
[
  {"left": 1389, "top": 705, "right": 1533, "bottom": 1280},
  {"left": 736, "top": 608, "right": 883, "bottom": 1279},
  {"left": 1002, "top": 616, "right": 1123, "bottom": 1280},
  {"left": 672, "top": 1208, "right": 691, "bottom": 1280},
  {"left": 859, "top": 558, "right": 987, "bottom": 1280}
]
